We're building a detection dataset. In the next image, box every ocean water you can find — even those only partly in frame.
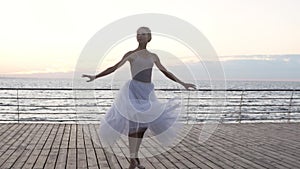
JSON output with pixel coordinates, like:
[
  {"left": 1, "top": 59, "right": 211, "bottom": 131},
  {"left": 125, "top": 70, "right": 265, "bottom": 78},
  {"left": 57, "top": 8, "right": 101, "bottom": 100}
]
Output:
[
  {"left": 0, "top": 78, "right": 299, "bottom": 123},
  {"left": 1, "top": 77, "right": 299, "bottom": 89}
]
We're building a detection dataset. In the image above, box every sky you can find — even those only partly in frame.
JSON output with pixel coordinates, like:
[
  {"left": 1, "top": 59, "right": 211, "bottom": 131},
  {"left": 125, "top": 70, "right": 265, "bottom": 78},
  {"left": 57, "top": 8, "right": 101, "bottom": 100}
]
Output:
[{"left": 0, "top": 0, "right": 299, "bottom": 81}]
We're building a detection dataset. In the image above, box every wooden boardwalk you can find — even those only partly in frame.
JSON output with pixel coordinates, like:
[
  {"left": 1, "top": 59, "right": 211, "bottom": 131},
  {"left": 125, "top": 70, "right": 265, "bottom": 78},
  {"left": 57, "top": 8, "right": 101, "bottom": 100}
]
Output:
[{"left": 0, "top": 123, "right": 299, "bottom": 169}]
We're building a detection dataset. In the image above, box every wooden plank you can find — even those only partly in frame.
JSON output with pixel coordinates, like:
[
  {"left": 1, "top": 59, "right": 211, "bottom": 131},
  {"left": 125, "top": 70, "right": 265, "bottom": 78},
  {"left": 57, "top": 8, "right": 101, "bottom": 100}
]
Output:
[
  {"left": 0, "top": 124, "right": 38, "bottom": 169},
  {"left": 10, "top": 124, "right": 47, "bottom": 169},
  {"left": 0, "top": 124, "right": 9, "bottom": 136},
  {"left": 83, "top": 125, "right": 93, "bottom": 149},
  {"left": 117, "top": 134, "right": 157, "bottom": 169},
  {"left": 112, "top": 141, "right": 130, "bottom": 169},
  {"left": 237, "top": 124, "right": 300, "bottom": 164},
  {"left": 179, "top": 128, "right": 248, "bottom": 169},
  {"left": 66, "top": 124, "right": 77, "bottom": 169},
  {"left": 207, "top": 124, "right": 300, "bottom": 168},
  {"left": 164, "top": 149, "right": 197, "bottom": 169},
  {"left": 135, "top": 136, "right": 175, "bottom": 169},
  {"left": 90, "top": 124, "right": 101, "bottom": 149},
  {"left": 128, "top": 136, "right": 159, "bottom": 168},
  {"left": 194, "top": 124, "right": 298, "bottom": 168},
  {"left": 44, "top": 124, "right": 65, "bottom": 169},
  {"left": 43, "top": 149, "right": 59, "bottom": 169},
  {"left": 0, "top": 123, "right": 299, "bottom": 169},
  {"left": 68, "top": 124, "right": 76, "bottom": 149},
  {"left": 156, "top": 154, "right": 178, "bottom": 169},
  {"left": 90, "top": 125, "right": 110, "bottom": 168},
  {"left": 138, "top": 135, "right": 166, "bottom": 169},
  {"left": 77, "top": 125, "right": 84, "bottom": 149},
  {"left": 33, "top": 124, "right": 60, "bottom": 169},
  {"left": 146, "top": 156, "right": 167, "bottom": 169},
  {"left": 0, "top": 124, "right": 24, "bottom": 154},
  {"left": 77, "top": 124, "right": 87, "bottom": 169},
  {"left": 242, "top": 123, "right": 300, "bottom": 157},
  {"left": 93, "top": 125, "right": 123, "bottom": 169},
  {"left": 172, "top": 148, "right": 211, "bottom": 169},
  {"left": 54, "top": 124, "right": 70, "bottom": 169},
  {"left": 106, "top": 151, "right": 123, "bottom": 169},
  {"left": 193, "top": 124, "right": 277, "bottom": 169},
  {"left": 0, "top": 124, "right": 31, "bottom": 165},
  {"left": 0, "top": 124, "right": 16, "bottom": 140},
  {"left": 55, "top": 148, "right": 68, "bottom": 169},
  {"left": 94, "top": 149, "right": 110, "bottom": 169},
  {"left": 21, "top": 124, "right": 54, "bottom": 169},
  {"left": 60, "top": 124, "right": 70, "bottom": 149},
  {"left": 66, "top": 149, "right": 76, "bottom": 169},
  {"left": 32, "top": 149, "right": 50, "bottom": 169},
  {"left": 77, "top": 148, "right": 87, "bottom": 169},
  {"left": 84, "top": 125, "right": 99, "bottom": 169},
  {"left": 178, "top": 125, "right": 266, "bottom": 169}
]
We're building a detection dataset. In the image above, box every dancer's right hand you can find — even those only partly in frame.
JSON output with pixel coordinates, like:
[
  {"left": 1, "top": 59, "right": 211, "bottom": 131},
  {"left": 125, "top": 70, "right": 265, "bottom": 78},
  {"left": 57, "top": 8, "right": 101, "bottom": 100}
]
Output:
[
  {"left": 183, "top": 83, "right": 197, "bottom": 90},
  {"left": 82, "top": 74, "right": 96, "bottom": 82}
]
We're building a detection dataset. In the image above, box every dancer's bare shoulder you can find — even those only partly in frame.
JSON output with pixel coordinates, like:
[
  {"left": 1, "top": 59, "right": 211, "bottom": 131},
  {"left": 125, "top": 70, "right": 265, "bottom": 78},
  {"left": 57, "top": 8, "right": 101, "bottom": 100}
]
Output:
[
  {"left": 123, "top": 50, "right": 135, "bottom": 61},
  {"left": 150, "top": 52, "right": 160, "bottom": 62}
]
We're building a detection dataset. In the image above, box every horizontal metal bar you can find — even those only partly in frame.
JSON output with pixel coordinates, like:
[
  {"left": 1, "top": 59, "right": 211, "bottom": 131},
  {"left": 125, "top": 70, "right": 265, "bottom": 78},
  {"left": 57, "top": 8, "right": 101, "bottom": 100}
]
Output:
[
  {"left": 2, "top": 102, "right": 300, "bottom": 107},
  {"left": 0, "top": 105, "right": 112, "bottom": 107},
  {"left": 1, "top": 97, "right": 299, "bottom": 100},
  {"left": 1, "top": 104, "right": 299, "bottom": 108},
  {"left": 196, "top": 118, "right": 297, "bottom": 122},
  {"left": 1, "top": 88, "right": 300, "bottom": 91},
  {"left": 0, "top": 112, "right": 105, "bottom": 114},
  {"left": 1, "top": 110, "right": 299, "bottom": 115},
  {"left": 192, "top": 104, "right": 300, "bottom": 107},
  {"left": 186, "top": 111, "right": 300, "bottom": 114},
  {"left": 2, "top": 119, "right": 101, "bottom": 121}
]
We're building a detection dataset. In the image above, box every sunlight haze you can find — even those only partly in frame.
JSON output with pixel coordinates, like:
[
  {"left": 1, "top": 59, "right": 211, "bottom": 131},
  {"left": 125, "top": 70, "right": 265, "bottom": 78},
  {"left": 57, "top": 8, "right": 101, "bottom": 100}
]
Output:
[{"left": 0, "top": 0, "right": 299, "bottom": 80}]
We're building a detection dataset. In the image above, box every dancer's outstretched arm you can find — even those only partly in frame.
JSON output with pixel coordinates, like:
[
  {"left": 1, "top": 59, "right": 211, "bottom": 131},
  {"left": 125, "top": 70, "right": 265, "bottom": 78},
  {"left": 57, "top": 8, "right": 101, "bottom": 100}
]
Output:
[
  {"left": 154, "top": 54, "right": 196, "bottom": 90},
  {"left": 82, "top": 51, "right": 133, "bottom": 82}
]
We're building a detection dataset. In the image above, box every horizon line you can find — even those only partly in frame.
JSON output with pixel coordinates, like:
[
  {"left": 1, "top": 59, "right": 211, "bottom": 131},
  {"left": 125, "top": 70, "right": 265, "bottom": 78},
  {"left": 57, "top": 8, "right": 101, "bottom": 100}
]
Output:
[{"left": 1, "top": 76, "right": 299, "bottom": 82}]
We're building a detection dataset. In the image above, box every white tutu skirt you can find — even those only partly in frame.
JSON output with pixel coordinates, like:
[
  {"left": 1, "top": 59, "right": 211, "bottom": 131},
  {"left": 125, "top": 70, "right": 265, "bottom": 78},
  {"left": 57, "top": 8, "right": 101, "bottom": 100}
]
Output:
[{"left": 99, "top": 80, "right": 183, "bottom": 146}]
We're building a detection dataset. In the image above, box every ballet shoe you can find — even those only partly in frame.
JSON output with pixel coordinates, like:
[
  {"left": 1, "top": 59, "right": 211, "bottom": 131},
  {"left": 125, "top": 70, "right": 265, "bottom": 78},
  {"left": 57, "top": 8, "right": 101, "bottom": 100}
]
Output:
[
  {"left": 137, "top": 164, "right": 145, "bottom": 169},
  {"left": 128, "top": 158, "right": 145, "bottom": 169},
  {"left": 135, "top": 158, "right": 145, "bottom": 169}
]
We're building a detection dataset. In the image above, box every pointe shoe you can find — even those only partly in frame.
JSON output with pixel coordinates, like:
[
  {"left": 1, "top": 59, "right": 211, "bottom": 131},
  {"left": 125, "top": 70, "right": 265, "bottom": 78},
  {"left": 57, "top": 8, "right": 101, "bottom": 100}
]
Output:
[
  {"left": 137, "top": 164, "right": 145, "bottom": 169},
  {"left": 135, "top": 158, "right": 145, "bottom": 169},
  {"left": 128, "top": 159, "right": 138, "bottom": 169},
  {"left": 128, "top": 163, "right": 137, "bottom": 169},
  {"left": 128, "top": 159, "right": 145, "bottom": 169}
]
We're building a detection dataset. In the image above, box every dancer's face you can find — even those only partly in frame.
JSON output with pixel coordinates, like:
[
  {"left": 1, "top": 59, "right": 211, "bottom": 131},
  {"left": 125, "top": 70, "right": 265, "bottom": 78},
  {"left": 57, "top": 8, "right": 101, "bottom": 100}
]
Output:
[{"left": 136, "top": 28, "right": 151, "bottom": 43}]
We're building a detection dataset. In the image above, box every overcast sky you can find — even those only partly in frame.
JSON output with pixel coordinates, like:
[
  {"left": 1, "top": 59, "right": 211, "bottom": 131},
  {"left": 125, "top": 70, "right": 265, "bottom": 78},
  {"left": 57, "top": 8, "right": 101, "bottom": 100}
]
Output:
[{"left": 0, "top": 0, "right": 299, "bottom": 80}]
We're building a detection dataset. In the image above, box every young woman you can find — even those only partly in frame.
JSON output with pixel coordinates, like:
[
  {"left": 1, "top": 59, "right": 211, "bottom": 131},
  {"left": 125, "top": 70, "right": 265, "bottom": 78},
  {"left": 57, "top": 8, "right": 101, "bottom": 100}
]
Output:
[{"left": 82, "top": 27, "right": 196, "bottom": 169}]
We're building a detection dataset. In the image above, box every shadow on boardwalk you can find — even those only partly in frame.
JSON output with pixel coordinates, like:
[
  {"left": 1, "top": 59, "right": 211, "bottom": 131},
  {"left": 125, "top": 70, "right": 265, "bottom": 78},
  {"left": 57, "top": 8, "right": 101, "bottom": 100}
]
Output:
[{"left": 0, "top": 123, "right": 299, "bottom": 169}]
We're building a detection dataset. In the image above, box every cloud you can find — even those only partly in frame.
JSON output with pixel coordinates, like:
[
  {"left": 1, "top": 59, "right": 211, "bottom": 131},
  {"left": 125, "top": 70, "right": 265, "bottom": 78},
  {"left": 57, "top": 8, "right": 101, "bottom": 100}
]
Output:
[
  {"left": 2, "top": 54, "right": 300, "bottom": 81},
  {"left": 219, "top": 54, "right": 300, "bottom": 62},
  {"left": 169, "top": 54, "right": 300, "bottom": 81},
  {"left": 219, "top": 55, "right": 275, "bottom": 61},
  {"left": 219, "top": 54, "right": 300, "bottom": 81}
]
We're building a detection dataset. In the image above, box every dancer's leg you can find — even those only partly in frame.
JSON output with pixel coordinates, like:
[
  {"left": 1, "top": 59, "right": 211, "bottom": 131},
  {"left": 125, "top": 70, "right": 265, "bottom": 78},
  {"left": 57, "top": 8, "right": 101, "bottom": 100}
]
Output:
[
  {"left": 135, "top": 129, "right": 146, "bottom": 169},
  {"left": 128, "top": 132, "right": 137, "bottom": 169},
  {"left": 128, "top": 128, "right": 147, "bottom": 169}
]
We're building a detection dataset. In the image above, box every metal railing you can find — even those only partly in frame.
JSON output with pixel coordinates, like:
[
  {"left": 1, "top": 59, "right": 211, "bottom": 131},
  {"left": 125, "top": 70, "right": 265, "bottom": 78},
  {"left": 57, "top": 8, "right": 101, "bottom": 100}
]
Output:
[{"left": 0, "top": 88, "right": 299, "bottom": 123}]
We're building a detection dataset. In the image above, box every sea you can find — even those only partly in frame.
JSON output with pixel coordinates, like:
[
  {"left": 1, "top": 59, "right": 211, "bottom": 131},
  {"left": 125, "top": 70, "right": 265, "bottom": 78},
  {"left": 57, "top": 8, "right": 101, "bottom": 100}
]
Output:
[{"left": 0, "top": 77, "right": 299, "bottom": 123}]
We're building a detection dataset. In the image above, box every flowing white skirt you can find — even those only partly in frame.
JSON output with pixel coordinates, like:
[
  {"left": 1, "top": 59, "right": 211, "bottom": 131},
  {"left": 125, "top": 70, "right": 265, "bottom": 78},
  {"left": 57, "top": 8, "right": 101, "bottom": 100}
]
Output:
[{"left": 99, "top": 80, "right": 183, "bottom": 146}]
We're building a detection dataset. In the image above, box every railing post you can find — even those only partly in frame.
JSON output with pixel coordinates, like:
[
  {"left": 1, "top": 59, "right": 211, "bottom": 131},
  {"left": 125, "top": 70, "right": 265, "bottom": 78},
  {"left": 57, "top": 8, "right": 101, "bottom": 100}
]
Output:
[
  {"left": 17, "top": 89, "right": 20, "bottom": 123},
  {"left": 288, "top": 90, "right": 294, "bottom": 123},
  {"left": 186, "top": 90, "right": 191, "bottom": 124},
  {"left": 238, "top": 90, "right": 244, "bottom": 123}
]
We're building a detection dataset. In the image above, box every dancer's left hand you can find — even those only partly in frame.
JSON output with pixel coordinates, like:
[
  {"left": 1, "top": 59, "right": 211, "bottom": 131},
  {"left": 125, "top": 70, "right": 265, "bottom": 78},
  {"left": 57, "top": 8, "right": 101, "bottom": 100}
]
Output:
[{"left": 82, "top": 74, "right": 96, "bottom": 82}]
